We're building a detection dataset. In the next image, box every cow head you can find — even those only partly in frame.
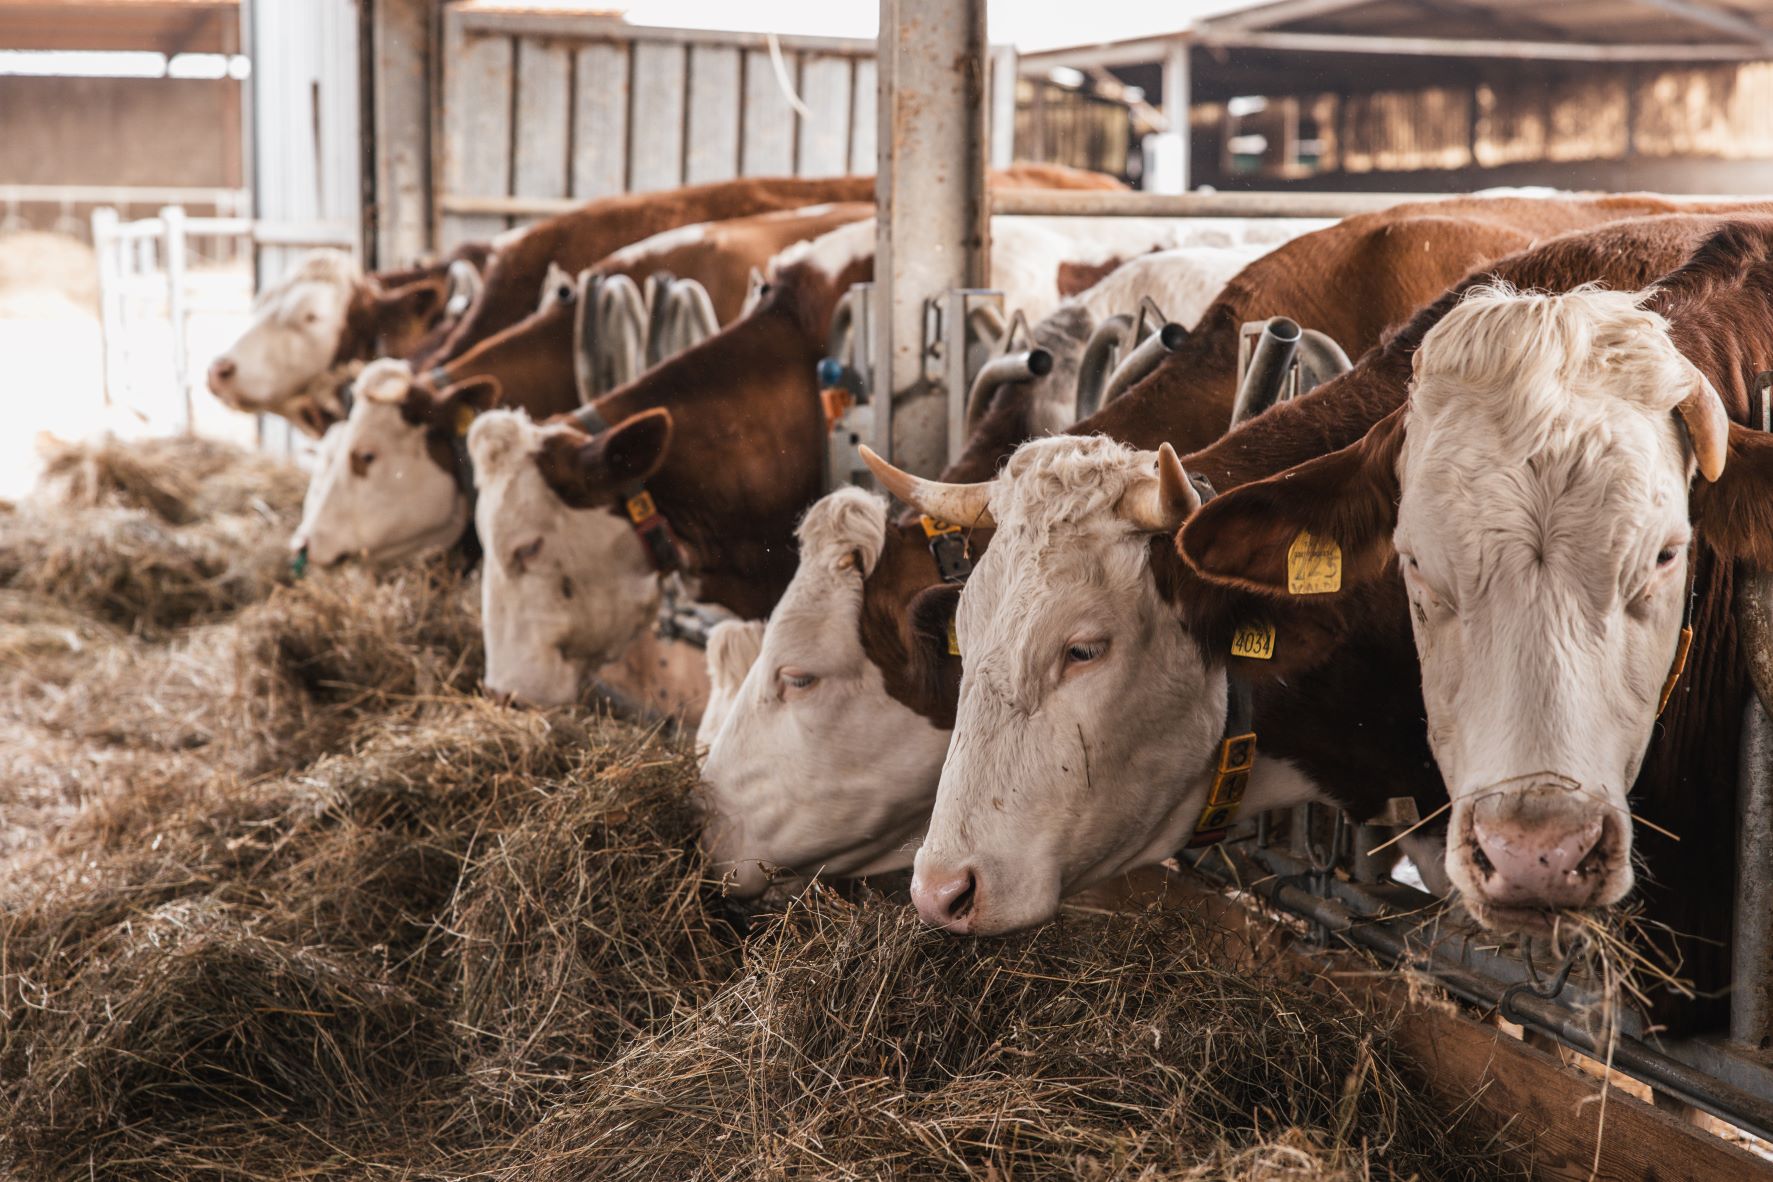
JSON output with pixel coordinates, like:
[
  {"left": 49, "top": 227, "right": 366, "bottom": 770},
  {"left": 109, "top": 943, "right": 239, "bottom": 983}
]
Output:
[
  {"left": 698, "top": 488, "right": 949, "bottom": 898},
  {"left": 468, "top": 406, "right": 675, "bottom": 707},
  {"left": 1182, "top": 285, "right": 1732, "bottom": 928},
  {"left": 291, "top": 359, "right": 498, "bottom": 567},
  {"left": 208, "top": 250, "right": 450, "bottom": 420},
  {"left": 867, "top": 437, "right": 1319, "bottom": 935}
]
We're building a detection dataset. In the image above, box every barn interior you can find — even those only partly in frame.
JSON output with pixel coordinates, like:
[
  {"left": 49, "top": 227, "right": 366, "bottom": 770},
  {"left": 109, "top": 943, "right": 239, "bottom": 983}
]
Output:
[{"left": 3, "top": 1, "right": 1773, "bottom": 1178}]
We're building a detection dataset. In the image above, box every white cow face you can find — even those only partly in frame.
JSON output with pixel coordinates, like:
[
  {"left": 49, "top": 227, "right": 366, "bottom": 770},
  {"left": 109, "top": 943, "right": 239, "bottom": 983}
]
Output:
[
  {"left": 1181, "top": 285, "right": 1731, "bottom": 929},
  {"left": 867, "top": 438, "right": 1317, "bottom": 936},
  {"left": 291, "top": 359, "right": 495, "bottom": 568},
  {"left": 209, "top": 251, "right": 359, "bottom": 414},
  {"left": 698, "top": 488, "right": 949, "bottom": 898},
  {"left": 468, "top": 407, "right": 674, "bottom": 707}
]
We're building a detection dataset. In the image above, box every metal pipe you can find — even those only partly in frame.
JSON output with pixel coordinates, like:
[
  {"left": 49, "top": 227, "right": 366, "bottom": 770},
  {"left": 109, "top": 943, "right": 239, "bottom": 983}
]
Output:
[
  {"left": 964, "top": 348, "right": 1053, "bottom": 438},
  {"left": 596, "top": 274, "right": 647, "bottom": 393},
  {"left": 1231, "top": 317, "right": 1301, "bottom": 426},
  {"left": 1074, "top": 313, "right": 1132, "bottom": 422},
  {"left": 663, "top": 278, "right": 719, "bottom": 356},
  {"left": 1101, "top": 321, "right": 1187, "bottom": 405},
  {"left": 1183, "top": 849, "right": 1773, "bottom": 1143},
  {"left": 444, "top": 257, "right": 481, "bottom": 319},
  {"left": 991, "top": 190, "right": 1436, "bottom": 220},
  {"left": 827, "top": 287, "right": 861, "bottom": 364},
  {"left": 1294, "top": 328, "right": 1353, "bottom": 394},
  {"left": 1735, "top": 698, "right": 1773, "bottom": 1049},
  {"left": 643, "top": 271, "right": 677, "bottom": 367}
]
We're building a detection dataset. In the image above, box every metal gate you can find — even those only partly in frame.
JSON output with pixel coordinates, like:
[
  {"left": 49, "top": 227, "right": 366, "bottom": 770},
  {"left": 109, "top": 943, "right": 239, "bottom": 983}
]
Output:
[{"left": 435, "top": 10, "right": 879, "bottom": 248}]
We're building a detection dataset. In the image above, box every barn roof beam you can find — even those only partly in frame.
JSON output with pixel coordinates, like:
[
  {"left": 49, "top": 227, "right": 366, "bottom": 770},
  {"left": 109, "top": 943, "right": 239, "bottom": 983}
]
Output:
[
  {"left": 1200, "top": 28, "right": 1770, "bottom": 61},
  {"left": 1630, "top": 0, "right": 1773, "bottom": 47}
]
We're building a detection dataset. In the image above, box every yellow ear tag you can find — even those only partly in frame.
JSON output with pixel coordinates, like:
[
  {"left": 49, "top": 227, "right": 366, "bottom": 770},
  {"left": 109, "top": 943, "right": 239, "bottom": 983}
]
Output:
[
  {"left": 1657, "top": 625, "right": 1694, "bottom": 717},
  {"left": 454, "top": 404, "right": 476, "bottom": 437},
  {"left": 1286, "top": 529, "right": 1342, "bottom": 595},
  {"left": 946, "top": 616, "right": 961, "bottom": 657},
  {"left": 1230, "top": 621, "right": 1276, "bottom": 661}
]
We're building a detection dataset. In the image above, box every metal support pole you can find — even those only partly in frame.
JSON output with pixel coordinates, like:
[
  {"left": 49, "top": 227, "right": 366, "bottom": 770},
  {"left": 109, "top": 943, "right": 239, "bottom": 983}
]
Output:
[
  {"left": 1159, "top": 38, "right": 1191, "bottom": 193},
  {"left": 91, "top": 207, "right": 120, "bottom": 409},
  {"left": 161, "top": 206, "right": 191, "bottom": 433},
  {"left": 1735, "top": 694, "right": 1773, "bottom": 1049},
  {"left": 988, "top": 44, "right": 1018, "bottom": 170},
  {"left": 874, "top": 0, "right": 990, "bottom": 476}
]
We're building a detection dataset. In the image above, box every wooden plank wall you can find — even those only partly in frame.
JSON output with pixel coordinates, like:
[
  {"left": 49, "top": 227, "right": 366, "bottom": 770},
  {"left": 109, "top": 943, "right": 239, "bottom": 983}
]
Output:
[{"left": 436, "top": 14, "right": 878, "bottom": 249}]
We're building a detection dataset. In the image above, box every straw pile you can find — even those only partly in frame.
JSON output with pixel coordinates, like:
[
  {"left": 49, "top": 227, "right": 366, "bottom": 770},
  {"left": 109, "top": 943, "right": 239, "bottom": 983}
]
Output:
[{"left": 0, "top": 435, "right": 1521, "bottom": 1181}]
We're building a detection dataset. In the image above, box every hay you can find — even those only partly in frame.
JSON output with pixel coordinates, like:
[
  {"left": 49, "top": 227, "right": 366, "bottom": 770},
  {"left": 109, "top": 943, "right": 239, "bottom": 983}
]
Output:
[
  {"left": 501, "top": 892, "right": 1514, "bottom": 1182},
  {"left": 0, "top": 433, "right": 1530, "bottom": 1180}
]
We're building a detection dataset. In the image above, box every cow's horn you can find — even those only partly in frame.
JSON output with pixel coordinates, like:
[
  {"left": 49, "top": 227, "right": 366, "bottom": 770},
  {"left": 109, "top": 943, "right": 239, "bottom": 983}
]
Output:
[
  {"left": 1118, "top": 443, "right": 1201, "bottom": 533},
  {"left": 1676, "top": 373, "right": 1728, "bottom": 482},
  {"left": 858, "top": 445, "right": 995, "bottom": 528}
]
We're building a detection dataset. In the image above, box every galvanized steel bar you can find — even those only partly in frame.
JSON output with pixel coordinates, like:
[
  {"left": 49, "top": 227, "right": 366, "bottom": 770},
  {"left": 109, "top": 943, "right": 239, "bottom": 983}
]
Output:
[
  {"left": 1231, "top": 317, "right": 1301, "bottom": 426},
  {"left": 991, "top": 189, "right": 1438, "bottom": 219},
  {"left": 1074, "top": 312, "right": 1132, "bottom": 422},
  {"left": 1101, "top": 321, "right": 1187, "bottom": 405},
  {"left": 1735, "top": 692, "right": 1773, "bottom": 1050},
  {"left": 874, "top": 0, "right": 990, "bottom": 475}
]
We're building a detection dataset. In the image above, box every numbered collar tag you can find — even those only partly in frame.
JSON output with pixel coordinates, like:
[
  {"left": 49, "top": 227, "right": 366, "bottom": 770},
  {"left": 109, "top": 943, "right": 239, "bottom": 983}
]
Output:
[
  {"left": 946, "top": 615, "right": 961, "bottom": 657},
  {"left": 921, "top": 515, "right": 973, "bottom": 584},
  {"left": 1286, "top": 529, "right": 1342, "bottom": 595},
  {"left": 1230, "top": 621, "right": 1275, "bottom": 661}
]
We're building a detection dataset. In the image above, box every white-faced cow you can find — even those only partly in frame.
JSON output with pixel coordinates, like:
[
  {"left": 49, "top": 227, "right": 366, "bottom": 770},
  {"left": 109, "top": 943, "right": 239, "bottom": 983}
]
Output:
[{"left": 694, "top": 196, "right": 1710, "bottom": 904}]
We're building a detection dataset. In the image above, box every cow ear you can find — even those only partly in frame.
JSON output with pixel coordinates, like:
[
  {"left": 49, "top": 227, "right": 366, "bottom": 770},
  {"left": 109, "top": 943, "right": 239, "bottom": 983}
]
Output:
[
  {"left": 589, "top": 408, "right": 674, "bottom": 486},
  {"left": 705, "top": 619, "right": 766, "bottom": 694},
  {"left": 1693, "top": 421, "right": 1773, "bottom": 568},
  {"left": 434, "top": 376, "right": 501, "bottom": 429},
  {"left": 380, "top": 277, "right": 445, "bottom": 324},
  {"left": 1181, "top": 407, "right": 1406, "bottom": 597},
  {"left": 908, "top": 583, "right": 965, "bottom": 661}
]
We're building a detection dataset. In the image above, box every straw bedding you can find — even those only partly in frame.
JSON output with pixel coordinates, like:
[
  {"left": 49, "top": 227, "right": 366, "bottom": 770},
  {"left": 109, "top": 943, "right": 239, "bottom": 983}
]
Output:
[{"left": 0, "top": 436, "right": 1521, "bottom": 1180}]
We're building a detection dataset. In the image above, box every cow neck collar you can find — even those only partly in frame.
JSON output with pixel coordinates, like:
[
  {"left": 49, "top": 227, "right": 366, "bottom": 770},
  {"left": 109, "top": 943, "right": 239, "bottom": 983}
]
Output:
[
  {"left": 1181, "top": 471, "right": 1260, "bottom": 849},
  {"left": 1656, "top": 525, "right": 1701, "bottom": 718},
  {"left": 571, "top": 400, "right": 683, "bottom": 575},
  {"left": 423, "top": 366, "right": 484, "bottom": 565}
]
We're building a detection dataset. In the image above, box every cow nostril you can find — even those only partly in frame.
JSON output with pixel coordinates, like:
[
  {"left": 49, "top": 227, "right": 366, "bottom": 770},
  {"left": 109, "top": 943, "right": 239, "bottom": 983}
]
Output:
[
  {"left": 212, "top": 359, "right": 237, "bottom": 380},
  {"left": 946, "top": 869, "right": 977, "bottom": 921}
]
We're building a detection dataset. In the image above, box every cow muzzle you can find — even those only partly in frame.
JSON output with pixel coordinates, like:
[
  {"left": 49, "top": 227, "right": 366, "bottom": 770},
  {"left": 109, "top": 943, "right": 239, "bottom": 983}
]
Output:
[
  {"left": 910, "top": 861, "right": 979, "bottom": 934},
  {"left": 1454, "top": 782, "right": 1626, "bottom": 925},
  {"left": 207, "top": 356, "right": 241, "bottom": 403}
]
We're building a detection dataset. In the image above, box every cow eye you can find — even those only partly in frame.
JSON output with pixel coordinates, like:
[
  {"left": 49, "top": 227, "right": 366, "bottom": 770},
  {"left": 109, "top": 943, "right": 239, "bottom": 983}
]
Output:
[
  {"left": 305, "top": 311, "right": 322, "bottom": 324},
  {"left": 559, "top": 575, "right": 574, "bottom": 600},
  {"left": 1656, "top": 546, "right": 1680, "bottom": 566},
  {"left": 349, "top": 449, "right": 376, "bottom": 476},
  {"left": 556, "top": 283, "right": 575, "bottom": 304},
  {"left": 1064, "top": 639, "right": 1108, "bottom": 666},
  {"left": 779, "top": 667, "right": 818, "bottom": 698},
  {"left": 512, "top": 536, "right": 543, "bottom": 573}
]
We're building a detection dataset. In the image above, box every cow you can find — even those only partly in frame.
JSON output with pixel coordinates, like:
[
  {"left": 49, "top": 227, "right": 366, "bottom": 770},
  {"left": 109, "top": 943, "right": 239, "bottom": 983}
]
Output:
[
  {"left": 694, "top": 195, "right": 1714, "bottom": 903},
  {"left": 872, "top": 215, "right": 1758, "bottom": 999},
  {"left": 460, "top": 219, "right": 1253, "bottom": 707},
  {"left": 429, "top": 164, "right": 1123, "bottom": 368},
  {"left": 205, "top": 243, "right": 488, "bottom": 426},
  {"left": 1178, "top": 219, "right": 1773, "bottom": 1031},
  {"left": 421, "top": 202, "right": 876, "bottom": 419}
]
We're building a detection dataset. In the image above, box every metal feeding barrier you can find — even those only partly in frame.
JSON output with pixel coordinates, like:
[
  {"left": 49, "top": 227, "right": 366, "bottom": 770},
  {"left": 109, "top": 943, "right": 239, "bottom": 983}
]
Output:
[
  {"left": 1076, "top": 296, "right": 1189, "bottom": 421},
  {"left": 1187, "top": 325, "right": 1773, "bottom": 1142}
]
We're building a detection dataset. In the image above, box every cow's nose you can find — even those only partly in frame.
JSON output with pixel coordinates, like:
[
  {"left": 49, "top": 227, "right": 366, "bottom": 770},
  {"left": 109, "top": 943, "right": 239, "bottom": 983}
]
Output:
[
  {"left": 1470, "top": 814, "right": 1605, "bottom": 908},
  {"left": 207, "top": 357, "right": 237, "bottom": 392},
  {"left": 911, "top": 864, "right": 978, "bottom": 932}
]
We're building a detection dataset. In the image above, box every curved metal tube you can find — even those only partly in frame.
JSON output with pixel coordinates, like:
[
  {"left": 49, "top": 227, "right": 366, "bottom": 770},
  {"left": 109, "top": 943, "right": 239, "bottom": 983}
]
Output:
[
  {"left": 643, "top": 271, "right": 678, "bottom": 367},
  {"left": 596, "top": 274, "right": 648, "bottom": 393},
  {"left": 968, "top": 302, "right": 1008, "bottom": 353},
  {"left": 662, "top": 278, "right": 720, "bottom": 357},
  {"left": 572, "top": 271, "right": 600, "bottom": 403},
  {"left": 1295, "top": 328, "right": 1354, "bottom": 395},
  {"left": 964, "top": 348, "right": 1053, "bottom": 437},
  {"left": 827, "top": 288, "right": 861, "bottom": 364},
  {"left": 444, "top": 258, "right": 482, "bottom": 319},
  {"left": 1231, "top": 317, "right": 1302, "bottom": 427},
  {"left": 1074, "top": 313, "right": 1133, "bottom": 423},
  {"left": 1102, "top": 321, "right": 1188, "bottom": 406}
]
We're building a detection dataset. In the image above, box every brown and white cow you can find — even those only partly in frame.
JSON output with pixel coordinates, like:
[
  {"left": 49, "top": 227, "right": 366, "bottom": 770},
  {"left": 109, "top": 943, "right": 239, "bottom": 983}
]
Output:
[
  {"left": 430, "top": 164, "right": 1122, "bottom": 370},
  {"left": 205, "top": 244, "right": 488, "bottom": 426},
  {"left": 883, "top": 212, "right": 1763, "bottom": 970},
  {"left": 464, "top": 217, "right": 1243, "bottom": 707},
  {"left": 1182, "top": 221, "right": 1773, "bottom": 947},
  {"left": 696, "top": 196, "right": 1711, "bottom": 903}
]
